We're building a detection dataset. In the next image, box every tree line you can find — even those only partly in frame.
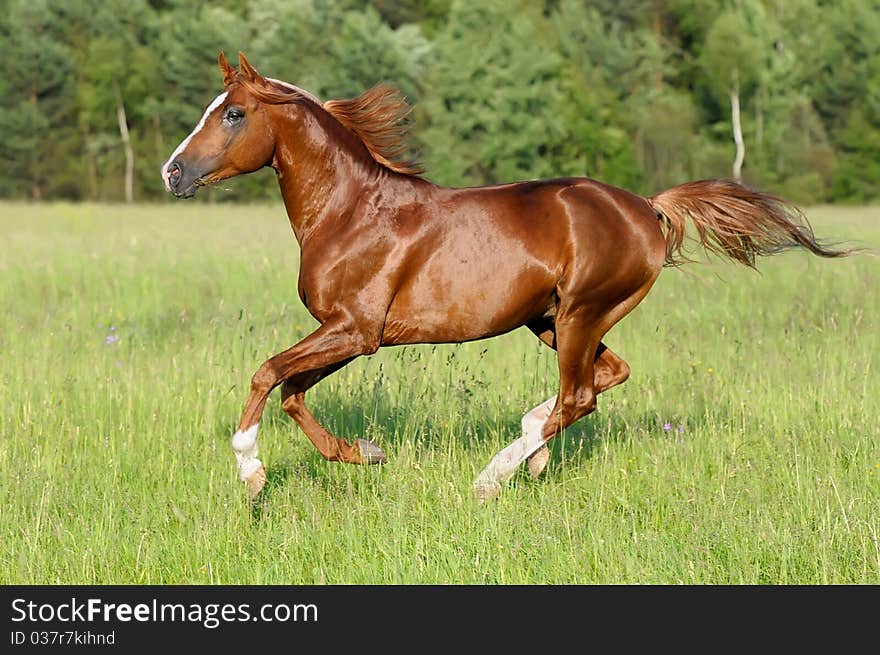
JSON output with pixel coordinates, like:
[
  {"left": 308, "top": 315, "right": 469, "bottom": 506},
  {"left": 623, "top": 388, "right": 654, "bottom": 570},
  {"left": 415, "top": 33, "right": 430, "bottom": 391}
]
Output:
[{"left": 2, "top": 0, "right": 878, "bottom": 204}]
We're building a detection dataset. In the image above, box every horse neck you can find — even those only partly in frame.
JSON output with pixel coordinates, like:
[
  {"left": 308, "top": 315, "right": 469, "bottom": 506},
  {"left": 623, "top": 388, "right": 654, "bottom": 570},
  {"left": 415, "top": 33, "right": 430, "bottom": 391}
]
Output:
[{"left": 270, "top": 102, "right": 381, "bottom": 244}]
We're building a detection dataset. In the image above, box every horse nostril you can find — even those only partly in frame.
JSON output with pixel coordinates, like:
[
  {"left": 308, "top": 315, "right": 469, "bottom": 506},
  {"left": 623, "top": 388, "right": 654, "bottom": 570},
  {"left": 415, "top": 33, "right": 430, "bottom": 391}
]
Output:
[{"left": 168, "top": 162, "right": 182, "bottom": 186}]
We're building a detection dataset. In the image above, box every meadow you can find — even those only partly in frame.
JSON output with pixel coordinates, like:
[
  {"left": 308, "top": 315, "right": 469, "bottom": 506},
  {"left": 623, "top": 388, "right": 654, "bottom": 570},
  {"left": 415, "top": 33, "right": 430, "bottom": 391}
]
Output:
[{"left": 1, "top": 200, "right": 877, "bottom": 584}]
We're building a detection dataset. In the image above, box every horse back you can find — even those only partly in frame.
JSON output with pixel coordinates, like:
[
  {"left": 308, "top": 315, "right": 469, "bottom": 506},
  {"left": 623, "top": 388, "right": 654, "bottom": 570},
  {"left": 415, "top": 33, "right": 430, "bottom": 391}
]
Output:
[{"left": 378, "top": 176, "right": 664, "bottom": 345}]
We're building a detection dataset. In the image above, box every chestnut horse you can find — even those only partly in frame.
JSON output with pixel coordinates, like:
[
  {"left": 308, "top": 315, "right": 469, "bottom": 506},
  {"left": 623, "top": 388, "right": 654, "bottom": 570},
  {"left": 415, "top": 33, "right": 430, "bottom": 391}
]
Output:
[{"left": 162, "top": 53, "right": 852, "bottom": 500}]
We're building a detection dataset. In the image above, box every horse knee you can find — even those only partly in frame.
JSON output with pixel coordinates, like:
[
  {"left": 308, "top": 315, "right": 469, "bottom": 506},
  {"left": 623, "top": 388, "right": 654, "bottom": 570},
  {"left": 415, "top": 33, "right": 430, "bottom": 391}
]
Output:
[
  {"left": 251, "top": 362, "right": 277, "bottom": 395},
  {"left": 280, "top": 389, "right": 306, "bottom": 421}
]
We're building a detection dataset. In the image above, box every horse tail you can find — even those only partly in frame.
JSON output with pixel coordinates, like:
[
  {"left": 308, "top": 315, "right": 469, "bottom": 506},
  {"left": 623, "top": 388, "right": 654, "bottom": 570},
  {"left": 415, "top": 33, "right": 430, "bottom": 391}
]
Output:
[{"left": 646, "top": 178, "right": 855, "bottom": 268}]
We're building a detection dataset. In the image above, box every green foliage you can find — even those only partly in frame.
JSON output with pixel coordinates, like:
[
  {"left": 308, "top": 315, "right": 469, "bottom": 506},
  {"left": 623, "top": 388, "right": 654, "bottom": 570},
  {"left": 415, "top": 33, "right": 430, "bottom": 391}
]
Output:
[
  {"left": 698, "top": 7, "right": 766, "bottom": 102},
  {"left": 831, "top": 109, "right": 880, "bottom": 203},
  {"left": 634, "top": 90, "right": 701, "bottom": 193},
  {"left": 551, "top": 0, "right": 668, "bottom": 191},
  {"left": 249, "top": 0, "right": 430, "bottom": 99},
  {"left": 420, "top": 1, "right": 566, "bottom": 186},
  {"left": 801, "top": 0, "right": 880, "bottom": 202},
  {"left": 0, "top": 0, "right": 878, "bottom": 202},
  {"left": 0, "top": 0, "right": 76, "bottom": 198}
]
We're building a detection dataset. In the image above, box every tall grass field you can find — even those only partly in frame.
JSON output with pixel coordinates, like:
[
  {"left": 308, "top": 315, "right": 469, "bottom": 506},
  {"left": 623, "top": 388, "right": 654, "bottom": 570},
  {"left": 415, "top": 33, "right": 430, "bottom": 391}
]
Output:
[{"left": 1, "top": 201, "right": 877, "bottom": 584}]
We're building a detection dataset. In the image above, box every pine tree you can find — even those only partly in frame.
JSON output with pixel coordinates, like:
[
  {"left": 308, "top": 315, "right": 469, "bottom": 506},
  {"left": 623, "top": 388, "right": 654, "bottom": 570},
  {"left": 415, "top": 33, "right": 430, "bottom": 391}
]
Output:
[{"left": 0, "top": 0, "right": 76, "bottom": 199}]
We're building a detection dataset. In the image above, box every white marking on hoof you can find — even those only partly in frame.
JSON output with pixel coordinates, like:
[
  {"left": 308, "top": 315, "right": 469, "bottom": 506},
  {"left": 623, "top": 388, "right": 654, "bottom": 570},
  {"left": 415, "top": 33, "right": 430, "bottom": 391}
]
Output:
[
  {"left": 473, "top": 395, "right": 558, "bottom": 498},
  {"left": 527, "top": 445, "right": 550, "bottom": 479},
  {"left": 245, "top": 463, "right": 267, "bottom": 499},
  {"left": 474, "top": 431, "right": 547, "bottom": 492},
  {"left": 356, "top": 439, "right": 387, "bottom": 464},
  {"left": 232, "top": 423, "right": 263, "bottom": 486}
]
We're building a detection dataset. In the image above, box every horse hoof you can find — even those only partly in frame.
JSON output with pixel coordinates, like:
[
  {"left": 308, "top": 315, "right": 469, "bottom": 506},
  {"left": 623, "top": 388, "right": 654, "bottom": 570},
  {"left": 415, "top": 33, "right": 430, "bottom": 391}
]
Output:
[
  {"left": 474, "top": 481, "right": 502, "bottom": 503},
  {"left": 357, "top": 439, "right": 387, "bottom": 465},
  {"left": 245, "top": 464, "right": 267, "bottom": 499},
  {"left": 527, "top": 445, "right": 550, "bottom": 479}
]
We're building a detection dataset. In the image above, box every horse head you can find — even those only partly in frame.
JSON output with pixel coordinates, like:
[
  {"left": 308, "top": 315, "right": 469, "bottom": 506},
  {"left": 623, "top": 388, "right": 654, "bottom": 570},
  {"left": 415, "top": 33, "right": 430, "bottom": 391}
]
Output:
[{"left": 161, "top": 52, "right": 279, "bottom": 198}]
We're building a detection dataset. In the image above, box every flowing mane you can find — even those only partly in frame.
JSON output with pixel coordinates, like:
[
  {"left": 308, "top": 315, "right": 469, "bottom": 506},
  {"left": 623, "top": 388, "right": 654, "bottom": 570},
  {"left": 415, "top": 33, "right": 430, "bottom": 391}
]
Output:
[
  {"left": 237, "top": 74, "right": 422, "bottom": 176},
  {"left": 323, "top": 85, "right": 423, "bottom": 176}
]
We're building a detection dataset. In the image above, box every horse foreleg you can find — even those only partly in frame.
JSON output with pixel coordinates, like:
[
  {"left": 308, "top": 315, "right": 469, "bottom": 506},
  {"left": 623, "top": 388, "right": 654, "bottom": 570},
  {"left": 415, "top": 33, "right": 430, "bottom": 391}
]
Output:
[
  {"left": 279, "top": 365, "right": 386, "bottom": 465},
  {"left": 231, "top": 320, "right": 378, "bottom": 498}
]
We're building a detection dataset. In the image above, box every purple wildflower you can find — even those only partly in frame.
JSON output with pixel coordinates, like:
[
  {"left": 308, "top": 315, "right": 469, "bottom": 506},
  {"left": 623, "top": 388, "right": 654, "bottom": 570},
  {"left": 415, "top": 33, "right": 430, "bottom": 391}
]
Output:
[
  {"left": 663, "top": 422, "right": 672, "bottom": 431},
  {"left": 678, "top": 426, "right": 685, "bottom": 433},
  {"left": 105, "top": 334, "right": 119, "bottom": 345}
]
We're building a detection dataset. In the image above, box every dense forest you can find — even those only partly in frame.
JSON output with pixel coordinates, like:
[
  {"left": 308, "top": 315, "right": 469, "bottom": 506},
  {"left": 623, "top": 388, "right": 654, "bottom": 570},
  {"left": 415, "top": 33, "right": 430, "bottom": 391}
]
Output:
[{"left": 1, "top": 0, "right": 879, "bottom": 204}]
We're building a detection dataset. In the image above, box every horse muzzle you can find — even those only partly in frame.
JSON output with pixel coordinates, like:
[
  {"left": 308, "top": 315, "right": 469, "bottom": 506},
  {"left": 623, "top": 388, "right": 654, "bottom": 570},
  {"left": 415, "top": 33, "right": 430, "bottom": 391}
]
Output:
[{"left": 164, "top": 159, "right": 204, "bottom": 199}]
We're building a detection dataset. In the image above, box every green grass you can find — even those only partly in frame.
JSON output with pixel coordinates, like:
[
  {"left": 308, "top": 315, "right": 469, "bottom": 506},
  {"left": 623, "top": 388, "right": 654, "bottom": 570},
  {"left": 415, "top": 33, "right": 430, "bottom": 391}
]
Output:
[{"left": 1, "top": 201, "right": 878, "bottom": 584}]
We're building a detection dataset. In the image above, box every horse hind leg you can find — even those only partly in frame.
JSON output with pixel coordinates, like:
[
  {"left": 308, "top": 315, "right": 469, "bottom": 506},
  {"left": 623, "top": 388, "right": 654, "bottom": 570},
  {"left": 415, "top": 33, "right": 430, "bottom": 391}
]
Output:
[
  {"left": 474, "top": 316, "right": 603, "bottom": 502},
  {"left": 473, "top": 336, "right": 626, "bottom": 500},
  {"left": 527, "top": 276, "right": 659, "bottom": 486},
  {"left": 473, "top": 394, "right": 558, "bottom": 501},
  {"left": 524, "top": 328, "right": 631, "bottom": 479},
  {"left": 474, "top": 279, "right": 656, "bottom": 501}
]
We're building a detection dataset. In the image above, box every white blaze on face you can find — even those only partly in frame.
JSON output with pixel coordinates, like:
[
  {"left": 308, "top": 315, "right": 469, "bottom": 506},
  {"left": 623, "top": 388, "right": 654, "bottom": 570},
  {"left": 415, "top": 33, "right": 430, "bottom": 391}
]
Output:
[{"left": 161, "top": 91, "right": 229, "bottom": 191}]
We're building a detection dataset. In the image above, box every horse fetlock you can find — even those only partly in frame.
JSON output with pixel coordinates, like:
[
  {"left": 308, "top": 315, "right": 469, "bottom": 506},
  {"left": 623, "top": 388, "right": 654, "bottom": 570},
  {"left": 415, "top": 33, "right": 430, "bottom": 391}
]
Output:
[{"left": 237, "top": 456, "right": 263, "bottom": 481}]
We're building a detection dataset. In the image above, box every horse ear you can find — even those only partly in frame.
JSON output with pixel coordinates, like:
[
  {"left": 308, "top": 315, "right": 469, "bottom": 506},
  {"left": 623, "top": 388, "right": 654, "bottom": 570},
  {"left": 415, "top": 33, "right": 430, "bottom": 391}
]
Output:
[
  {"left": 237, "top": 52, "right": 262, "bottom": 83},
  {"left": 218, "top": 51, "right": 236, "bottom": 86}
]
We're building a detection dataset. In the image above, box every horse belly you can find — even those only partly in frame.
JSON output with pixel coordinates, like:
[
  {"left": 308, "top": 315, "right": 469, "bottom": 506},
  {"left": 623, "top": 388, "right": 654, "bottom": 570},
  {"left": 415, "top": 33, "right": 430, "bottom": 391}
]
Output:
[{"left": 382, "top": 249, "right": 556, "bottom": 345}]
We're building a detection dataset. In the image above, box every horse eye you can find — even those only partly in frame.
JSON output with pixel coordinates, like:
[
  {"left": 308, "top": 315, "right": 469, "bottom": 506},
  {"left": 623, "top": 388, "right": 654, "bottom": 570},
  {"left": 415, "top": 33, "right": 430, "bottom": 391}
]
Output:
[{"left": 225, "top": 108, "right": 244, "bottom": 124}]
